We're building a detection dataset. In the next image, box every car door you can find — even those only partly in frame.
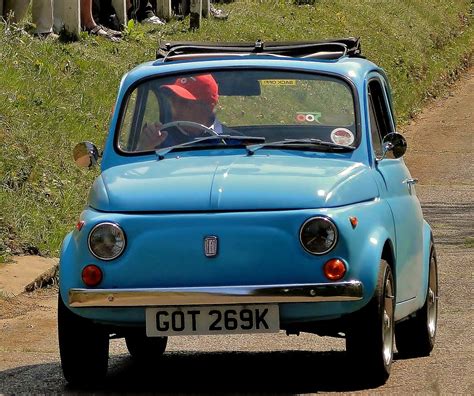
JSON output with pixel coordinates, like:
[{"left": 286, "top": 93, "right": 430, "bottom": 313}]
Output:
[{"left": 367, "top": 74, "right": 424, "bottom": 304}]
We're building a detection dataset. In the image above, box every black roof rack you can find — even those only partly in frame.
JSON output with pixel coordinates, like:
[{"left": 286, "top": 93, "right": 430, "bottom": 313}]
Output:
[{"left": 156, "top": 37, "right": 362, "bottom": 62}]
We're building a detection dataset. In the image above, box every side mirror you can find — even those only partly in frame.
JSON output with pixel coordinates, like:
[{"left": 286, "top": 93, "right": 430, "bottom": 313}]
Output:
[
  {"left": 73, "top": 142, "right": 100, "bottom": 168},
  {"left": 381, "top": 132, "right": 407, "bottom": 160}
]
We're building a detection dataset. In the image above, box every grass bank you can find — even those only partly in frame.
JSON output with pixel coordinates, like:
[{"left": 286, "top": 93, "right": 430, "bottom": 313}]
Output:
[{"left": 0, "top": 0, "right": 472, "bottom": 261}]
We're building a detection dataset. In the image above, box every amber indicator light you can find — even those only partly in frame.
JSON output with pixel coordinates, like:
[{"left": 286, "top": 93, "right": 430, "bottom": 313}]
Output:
[
  {"left": 349, "top": 216, "right": 358, "bottom": 228},
  {"left": 82, "top": 265, "right": 103, "bottom": 287},
  {"left": 323, "top": 259, "right": 346, "bottom": 281}
]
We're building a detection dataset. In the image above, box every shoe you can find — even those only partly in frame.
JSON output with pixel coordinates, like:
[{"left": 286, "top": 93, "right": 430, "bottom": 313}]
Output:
[
  {"left": 33, "top": 32, "right": 59, "bottom": 40},
  {"left": 99, "top": 24, "right": 122, "bottom": 38},
  {"left": 85, "top": 25, "right": 121, "bottom": 42},
  {"left": 141, "top": 15, "right": 165, "bottom": 25},
  {"left": 210, "top": 5, "right": 228, "bottom": 20}
]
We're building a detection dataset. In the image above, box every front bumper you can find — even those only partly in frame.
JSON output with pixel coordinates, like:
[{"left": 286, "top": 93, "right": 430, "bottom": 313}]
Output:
[{"left": 69, "top": 281, "right": 363, "bottom": 308}]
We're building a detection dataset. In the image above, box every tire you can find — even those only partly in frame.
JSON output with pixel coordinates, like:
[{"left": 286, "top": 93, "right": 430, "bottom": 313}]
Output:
[
  {"left": 57, "top": 293, "right": 109, "bottom": 386},
  {"left": 395, "top": 242, "right": 438, "bottom": 357},
  {"left": 125, "top": 330, "right": 167, "bottom": 362},
  {"left": 346, "top": 260, "right": 395, "bottom": 385}
]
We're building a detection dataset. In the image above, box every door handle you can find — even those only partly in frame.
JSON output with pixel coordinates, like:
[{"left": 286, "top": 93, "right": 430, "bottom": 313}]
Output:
[
  {"left": 404, "top": 178, "right": 419, "bottom": 185},
  {"left": 404, "top": 178, "right": 418, "bottom": 194}
]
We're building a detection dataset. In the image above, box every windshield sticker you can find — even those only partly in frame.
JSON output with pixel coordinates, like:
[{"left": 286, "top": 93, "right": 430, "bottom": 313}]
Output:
[
  {"left": 296, "top": 112, "right": 322, "bottom": 123},
  {"left": 330, "top": 128, "right": 355, "bottom": 146},
  {"left": 260, "top": 79, "right": 297, "bottom": 86}
]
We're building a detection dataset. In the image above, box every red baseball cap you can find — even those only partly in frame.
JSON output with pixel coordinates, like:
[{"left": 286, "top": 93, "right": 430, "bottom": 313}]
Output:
[{"left": 162, "top": 74, "right": 219, "bottom": 108}]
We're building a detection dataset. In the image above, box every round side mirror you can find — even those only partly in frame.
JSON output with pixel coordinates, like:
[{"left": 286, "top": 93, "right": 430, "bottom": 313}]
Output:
[
  {"left": 382, "top": 132, "right": 407, "bottom": 159},
  {"left": 73, "top": 142, "right": 100, "bottom": 168}
]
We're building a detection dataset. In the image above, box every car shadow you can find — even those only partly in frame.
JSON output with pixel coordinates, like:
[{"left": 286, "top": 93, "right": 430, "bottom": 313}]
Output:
[
  {"left": 102, "top": 350, "right": 382, "bottom": 393},
  {"left": 0, "top": 350, "right": 389, "bottom": 394}
]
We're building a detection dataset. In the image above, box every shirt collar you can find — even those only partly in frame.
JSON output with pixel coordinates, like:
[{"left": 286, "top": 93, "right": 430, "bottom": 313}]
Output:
[{"left": 210, "top": 118, "right": 223, "bottom": 134}]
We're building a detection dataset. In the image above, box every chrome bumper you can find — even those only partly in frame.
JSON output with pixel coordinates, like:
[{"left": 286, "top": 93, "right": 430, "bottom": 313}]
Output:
[{"left": 69, "top": 281, "right": 363, "bottom": 307}]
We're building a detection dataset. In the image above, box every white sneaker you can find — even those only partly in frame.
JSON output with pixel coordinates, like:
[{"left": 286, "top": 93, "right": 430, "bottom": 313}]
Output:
[
  {"left": 142, "top": 15, "right": 165, "bottom": 25},
  {"left": 33, "top": 31, "right": 59, "bottom": 40}
]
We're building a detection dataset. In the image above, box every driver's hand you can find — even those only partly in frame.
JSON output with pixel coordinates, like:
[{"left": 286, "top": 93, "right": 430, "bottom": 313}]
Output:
[{"left": 137, "top": 122, "right": 168, "bottom": 151}]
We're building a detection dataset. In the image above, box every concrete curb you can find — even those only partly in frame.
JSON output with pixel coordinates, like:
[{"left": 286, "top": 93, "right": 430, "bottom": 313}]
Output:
[
  {"left": 0, "top": 256, "right": 58, "bottom": 297},
  {"left": 24, "top": 264, "right": 59, "bottom": 292}
]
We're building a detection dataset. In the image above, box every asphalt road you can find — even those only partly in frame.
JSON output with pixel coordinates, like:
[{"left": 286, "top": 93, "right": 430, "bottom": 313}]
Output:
[{"left": 0, "top": 69, "right": 472, "bottom": 394}]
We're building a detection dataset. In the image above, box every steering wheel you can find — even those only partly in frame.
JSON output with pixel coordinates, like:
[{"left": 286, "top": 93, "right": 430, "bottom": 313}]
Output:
[{"left": 159, "top": 120, "right": 219, "bottom": 137}]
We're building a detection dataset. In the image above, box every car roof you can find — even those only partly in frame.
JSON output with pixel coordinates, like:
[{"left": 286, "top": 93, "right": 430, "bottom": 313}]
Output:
[
  {"left": 119, "top": 39, "right": 385, "bottom": 92},
  {"left": 121, "top": 56, "right": 381, "bottom": 90}
]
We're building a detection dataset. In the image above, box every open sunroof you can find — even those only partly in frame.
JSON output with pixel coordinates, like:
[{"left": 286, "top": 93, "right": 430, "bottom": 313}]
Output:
[{"left": 156, "top": 37, "right": 362, "bottom": 62}]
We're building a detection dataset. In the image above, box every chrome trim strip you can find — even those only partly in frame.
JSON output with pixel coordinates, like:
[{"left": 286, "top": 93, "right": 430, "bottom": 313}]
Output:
[{"left": 69, "top": 281, "right": 363, "bottom": 307}]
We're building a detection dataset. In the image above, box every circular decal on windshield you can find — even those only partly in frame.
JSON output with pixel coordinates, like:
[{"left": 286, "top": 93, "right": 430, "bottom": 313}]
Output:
[
  {"left": 330, "top": 128, "right": 355, "bottom": 146},
  {"left": 295, "top": 112, "right": 322, "bottom": 123}
]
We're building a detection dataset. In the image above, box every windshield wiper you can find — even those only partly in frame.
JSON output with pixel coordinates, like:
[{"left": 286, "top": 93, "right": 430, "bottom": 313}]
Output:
[
  {"left": 155, "top": 135, "right": 266, "bottom": 160},
  {"left": 246, "top": 138, "right": 355, "bottom": 155}
]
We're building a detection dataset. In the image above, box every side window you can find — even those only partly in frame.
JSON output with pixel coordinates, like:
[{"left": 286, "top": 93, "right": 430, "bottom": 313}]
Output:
[
  {"left": 368, "top": 79, "right": 393, "bottom": 159},
  {"left": 118, "top": 89, "right": 138, "bottom": 151},
  {"left": 368, "top": 91, "right": 383, "bottom": 158},
  {"left": 118, "top": 83, "right": 162, "bottom": 152}
]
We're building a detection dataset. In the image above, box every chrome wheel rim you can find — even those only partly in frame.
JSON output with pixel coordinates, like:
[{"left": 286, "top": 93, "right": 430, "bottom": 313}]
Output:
[
  {"left": 382, "top": 275, "right": 394, "bottom": 366},
  {"left": 427, "top": 255, "right": 438, "bottom": 338}
]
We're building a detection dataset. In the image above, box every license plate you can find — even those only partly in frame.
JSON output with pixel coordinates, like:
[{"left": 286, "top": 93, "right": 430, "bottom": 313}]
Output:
[{"left": 145, "top": 304, "right": 279, "bottom": 336}]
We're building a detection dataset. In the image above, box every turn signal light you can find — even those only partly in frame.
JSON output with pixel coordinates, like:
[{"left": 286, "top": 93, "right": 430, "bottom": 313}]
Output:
[
  {"left": 349, "top": 216, "right": 358, "bottom": 228},
  {"left": 323, "top": 259, "right": 346, "bottom": 281},
  {"left": 82, "top": 265, "right": 103, "bottom": 287}
]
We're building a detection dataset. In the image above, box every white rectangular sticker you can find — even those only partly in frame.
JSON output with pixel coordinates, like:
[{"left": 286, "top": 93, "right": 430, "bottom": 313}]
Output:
[{"left": 146, "top": 304, "right": 279, "bottom": 336}]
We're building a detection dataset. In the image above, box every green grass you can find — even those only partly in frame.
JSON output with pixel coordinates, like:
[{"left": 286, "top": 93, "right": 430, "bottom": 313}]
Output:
[
  {"left": 0, "top": 0, "right": 473, "bottom": 260},
  {"left": 464, "top": 237, "right": 474, "bottom": 248}
]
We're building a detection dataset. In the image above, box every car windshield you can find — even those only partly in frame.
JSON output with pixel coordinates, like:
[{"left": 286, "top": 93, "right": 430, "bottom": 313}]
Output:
[{"left": 117, "top": 69, "right": 357, "bottom": 153}]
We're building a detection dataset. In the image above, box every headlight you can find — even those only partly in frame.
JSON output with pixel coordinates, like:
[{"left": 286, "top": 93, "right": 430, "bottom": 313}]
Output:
[
  {"left": 300, "top": 216, "right": 338, "bottom": 255},
  {"left": 88, "top": 222, "right": 126, "bottom": 260}
]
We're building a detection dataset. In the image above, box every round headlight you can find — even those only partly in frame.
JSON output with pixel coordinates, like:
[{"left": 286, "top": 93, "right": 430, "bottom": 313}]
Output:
[
  {"left": 88, "top": 222, "right": 126, "bottom": 261},
  {"left": 300, "top": 216, "right": 338, "bottom": 255}
]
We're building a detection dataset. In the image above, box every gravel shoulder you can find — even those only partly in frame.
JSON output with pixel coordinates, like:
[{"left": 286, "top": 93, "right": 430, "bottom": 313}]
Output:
[{"left": 0, "top": 69, "right": 473, "bottom": 394}]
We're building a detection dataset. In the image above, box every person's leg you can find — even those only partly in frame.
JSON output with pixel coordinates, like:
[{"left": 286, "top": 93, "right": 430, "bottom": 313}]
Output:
[
  {"left": 80, "top": 0, "right": 95, "bottom": 30},
  {"left": 99, "top": 0, "right": 121, "bottom": 31},
  {"left": 32, "top": 0, "right": 53, "bottom": 34},
  {"left": 81, "top": 0, "right": 122, "bottom": 40},
  {"left": 128, "top": 0, "right": 138, "bottom": 20},
  {"left": 92, "top": 0, "right": 101, "bottom": 24},
  {"left": 140, "top": 1, "right": 154, "bottom": 20},
  {"left": 138, "top": 0, "right": 164, "bottom": 24},
  {"left": 4, "top": 0, "right": 30, "bottom": 22}
]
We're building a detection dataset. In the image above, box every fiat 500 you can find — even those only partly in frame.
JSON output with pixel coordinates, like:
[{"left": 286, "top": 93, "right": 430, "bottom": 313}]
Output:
[{"left": 59, "top": 38, "right": 438, "bottom": 386}]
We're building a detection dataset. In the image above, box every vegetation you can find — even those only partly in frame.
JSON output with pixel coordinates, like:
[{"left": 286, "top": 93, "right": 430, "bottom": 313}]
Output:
[
  {"left": 465, "top": 237, "right": 474, "bottom": 249},
  {"left": 0, "top": 0, "right": 472, "bottom": 261}
]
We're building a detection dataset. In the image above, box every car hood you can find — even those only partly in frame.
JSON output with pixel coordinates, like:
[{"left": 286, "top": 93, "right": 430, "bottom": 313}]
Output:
[{"left": 89, "top": 154, "right": 379, "bottom": 212}]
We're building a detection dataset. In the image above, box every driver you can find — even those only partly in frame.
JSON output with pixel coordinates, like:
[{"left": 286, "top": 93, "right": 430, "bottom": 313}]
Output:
[{"left": 137, "top": 74, "right": 226, "bottom": 150}]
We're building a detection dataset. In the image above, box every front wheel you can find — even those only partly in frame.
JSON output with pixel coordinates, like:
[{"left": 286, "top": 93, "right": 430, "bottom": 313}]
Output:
[
  {"left": 346, "top": 260, "right": 395, "bottom": 385},
  {"left": 395, "top": 242, "right": 438, "bottom": 357},
  {"left": 58, "top": 293, "right": 109, "bottom": 386}
]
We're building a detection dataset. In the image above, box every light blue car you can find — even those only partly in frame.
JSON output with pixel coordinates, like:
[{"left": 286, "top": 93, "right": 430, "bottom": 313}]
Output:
[{"left": 58, "top": 38, "right": 438, "bottom": 386}]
